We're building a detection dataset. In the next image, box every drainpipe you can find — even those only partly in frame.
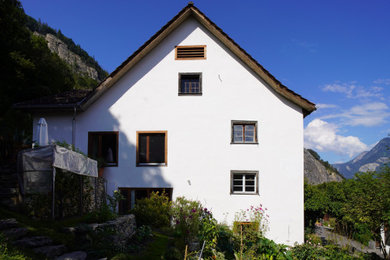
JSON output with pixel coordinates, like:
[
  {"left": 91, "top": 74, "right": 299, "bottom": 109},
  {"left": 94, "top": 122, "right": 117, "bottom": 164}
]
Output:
[
  {"left": 72, "top": 105, "right": 77, "bottom": 147},
  {"left": 72, "top": 105, "right": 83, "bottom": 215}
]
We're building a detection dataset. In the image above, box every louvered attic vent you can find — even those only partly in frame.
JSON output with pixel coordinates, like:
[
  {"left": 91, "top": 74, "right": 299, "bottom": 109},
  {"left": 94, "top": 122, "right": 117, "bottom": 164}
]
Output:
[{"left": 175, "top": 45, "right": 206, "bottom": 60}]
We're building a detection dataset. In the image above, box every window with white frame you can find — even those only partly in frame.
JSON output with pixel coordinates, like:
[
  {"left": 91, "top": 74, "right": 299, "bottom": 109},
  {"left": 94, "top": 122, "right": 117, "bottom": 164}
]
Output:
[{"left": 231, "top": 171, "right": 258, "bottom": 194}]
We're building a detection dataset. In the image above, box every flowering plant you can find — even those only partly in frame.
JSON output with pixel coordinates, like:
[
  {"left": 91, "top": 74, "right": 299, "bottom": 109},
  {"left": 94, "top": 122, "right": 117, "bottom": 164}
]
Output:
[{"left": 234, "top": 204, "right": 269, "bottom": 236}]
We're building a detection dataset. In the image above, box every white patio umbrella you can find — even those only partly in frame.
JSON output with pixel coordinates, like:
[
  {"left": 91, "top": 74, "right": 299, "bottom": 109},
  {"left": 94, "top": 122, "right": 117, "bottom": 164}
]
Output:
[{"left": 37, "top": 118, "right": 49, "bottom": 146}]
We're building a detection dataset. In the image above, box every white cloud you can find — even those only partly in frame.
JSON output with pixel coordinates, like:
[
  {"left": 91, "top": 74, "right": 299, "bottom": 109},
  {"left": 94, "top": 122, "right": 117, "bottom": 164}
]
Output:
[
  {"left": 316, "top": 103, "right": 338, "bottom": 109},
  {"left": 321, "top": 102, "right": 390, "bottom": 127},
  {"left": 322, "top": 83, "right": 383, "bottom": 99},
  {"left": 304, "top": 119, "right": 368, "bottom": 158},
  {"left": 322, "top": 83, "right": 355, "bottom": 97},
  {"left": 373, "top": 78, "right": 390, "bottom": 85}
]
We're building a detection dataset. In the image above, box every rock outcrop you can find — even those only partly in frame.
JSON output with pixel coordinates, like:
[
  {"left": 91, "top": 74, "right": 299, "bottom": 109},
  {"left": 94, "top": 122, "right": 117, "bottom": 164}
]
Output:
[
  {"left": 34, "top": 32, "right": 99, "bottom": 80},
  {"left": 304, "top": 149, "right": 344, "bottom": 184}
]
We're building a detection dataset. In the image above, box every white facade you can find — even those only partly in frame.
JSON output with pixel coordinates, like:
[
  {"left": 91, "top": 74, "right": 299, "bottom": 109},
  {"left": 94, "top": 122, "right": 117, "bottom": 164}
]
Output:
[{"left": 32, "top": 17, "right": 307, "bottom": 245}]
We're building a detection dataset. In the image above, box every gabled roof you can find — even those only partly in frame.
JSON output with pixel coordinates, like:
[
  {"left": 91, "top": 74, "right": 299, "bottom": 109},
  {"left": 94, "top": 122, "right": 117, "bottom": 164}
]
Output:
[{"left": 16, "top": 3, "right": 316, "bottom": 116}]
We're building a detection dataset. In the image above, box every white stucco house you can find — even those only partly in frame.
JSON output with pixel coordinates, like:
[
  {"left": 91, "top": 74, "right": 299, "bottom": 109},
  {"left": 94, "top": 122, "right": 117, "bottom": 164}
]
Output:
[{"left": 17, "top": 3, "right": 315, "bottom": 245}]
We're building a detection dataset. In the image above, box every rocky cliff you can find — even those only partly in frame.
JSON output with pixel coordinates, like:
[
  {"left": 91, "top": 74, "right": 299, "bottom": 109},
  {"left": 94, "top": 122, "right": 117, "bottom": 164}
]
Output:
[
  {"left": 36, "top": 33, "right": 99, "bottom": 80},
  {"left": 333, "top": 137, "right": 390, "bottom": 179},
  {"left": 304, "top": 149, "right": 344, "bottom": 184}
]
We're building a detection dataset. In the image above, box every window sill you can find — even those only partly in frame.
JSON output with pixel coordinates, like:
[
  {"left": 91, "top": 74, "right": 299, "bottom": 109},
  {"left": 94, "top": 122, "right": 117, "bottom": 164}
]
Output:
[
  {"left": 178, "top": 93, "right": 202, "bottom": 96},
  {"left": 230, "top": 192, "right": 259, "bottom": 195},
  {"left": 230, "top": 142, "right": 259, "bottom": 145},
  {"left": 137, "top": 163, "right": 167, "bottom": 167},
  {"left": 103, "top": 163, "right": 118, "bottom": 167}
]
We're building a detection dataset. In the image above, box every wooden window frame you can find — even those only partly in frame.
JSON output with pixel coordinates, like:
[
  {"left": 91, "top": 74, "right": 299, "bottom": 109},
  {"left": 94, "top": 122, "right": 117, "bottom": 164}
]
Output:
[
  {"left": 88, "top": 131, "right": 119, "bottom": 167},
  {"left": 136, "top": 131, "right": 168, "bottom": 167},
  {"left": 231, "top": 120, "right": 258, "bottom": 144},
  {"left": 175, "top": 45, "right": 206, "bottom": 60},
  {"left": 230, "top": 170, "right": 259, "bottom": 195},
  {"left": 178, "top": 73, "right": 202, "bottom": 95}
]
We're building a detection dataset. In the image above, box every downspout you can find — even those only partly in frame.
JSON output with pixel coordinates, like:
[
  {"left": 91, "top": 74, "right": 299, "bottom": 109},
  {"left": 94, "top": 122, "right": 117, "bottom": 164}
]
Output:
[
  {"left": 72, "top": 105, "right": 83, "bottom": 215},
  {"left": 72, "top": 105, "right": 77, "bottom": 147}
]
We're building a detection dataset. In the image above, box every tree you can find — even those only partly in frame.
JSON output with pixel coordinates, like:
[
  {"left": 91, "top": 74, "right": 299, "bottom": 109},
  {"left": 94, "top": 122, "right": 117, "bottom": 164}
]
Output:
[{"left": 342, "top": 171, "right": 389, "bottom": 258}]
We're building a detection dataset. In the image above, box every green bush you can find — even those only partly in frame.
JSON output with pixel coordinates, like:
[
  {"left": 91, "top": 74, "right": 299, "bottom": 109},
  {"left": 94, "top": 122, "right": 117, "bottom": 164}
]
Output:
[
  {"left": 171, "top": 197, "right": 203, "bottom": 250},
  {"left": 215, "top": 224, "right": 238, "bottom": 259},
  {"left": 131, "top": 191, "right": 172, "bottom": 228},
  {"left": 255, "top": 236, "right": 292, "bottom": 259},
  {"left": 0, "top": 234, "right": 30, "bottom": 260},
  {"left": 291, "top": 243, "right": 361, "bottom": 260}
]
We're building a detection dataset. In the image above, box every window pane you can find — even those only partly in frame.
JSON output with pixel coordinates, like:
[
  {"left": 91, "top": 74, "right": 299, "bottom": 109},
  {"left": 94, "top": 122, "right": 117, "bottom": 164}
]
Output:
[
  {"left": 102, "top": 134, "right": 117, "bottom": 163},
  {"left": 244, "top": 125, "right": 255, "bottom": 142},
  {"left": 149, "top": 134, "right": 165, "bottom": 163},
  {"left": 233, "top": 125, "right": 243, "bottom": 142},
  {"left": 180, "top": 74, "right": 200, "bottom": 93},
  {"left": 245, "top": 174, "right": 255, "bottom": 192},
  {"left": 139, "top": 135, "right": 148, "bottom": 163},
  {"left": 245, "top": 186, "right": 255, "bottom": 192},
  {"left": 90, "top": 135, "right": 99, "bottom": 159},
  {"left": 233, "top": 174, "right": 243, "bottom": 192}
]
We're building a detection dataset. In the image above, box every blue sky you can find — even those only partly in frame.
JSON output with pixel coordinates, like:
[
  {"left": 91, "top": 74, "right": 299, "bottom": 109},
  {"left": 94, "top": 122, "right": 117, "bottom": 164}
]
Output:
[{"left": 20, "top": 0, "right": 390, "bottom": 163}]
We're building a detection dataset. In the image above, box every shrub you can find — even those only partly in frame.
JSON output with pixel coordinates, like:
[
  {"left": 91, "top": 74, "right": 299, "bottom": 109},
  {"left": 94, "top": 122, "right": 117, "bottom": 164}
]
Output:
[
  {"left": 291, "top": 243, "right": 361, "bottom": 260},
  {"left": 171, "top": 197, "right": 203, "bottom": 249},
  {"left": 305, "top": 233, "right": 322, "bottom": 246},
  {"left": 233, "top": 204, "right": 269, "bottom": 258},
  {"left": 170, "top": 196, "right": 220, "bottom": 257},
  {"left": 198, "top": 208, "right": 218, "bottom": 257},
  {"left": 131, "top": 191, "right": 171, "bottom": 228},
  {"left": 215, "top": 224, "right": 238, "bottom": 259},
  {"left": 0, "top": 234, "right": 29, "bottom": 260},
  {"left": 255, "top": 236, "right": 292, "bottom": 259}
]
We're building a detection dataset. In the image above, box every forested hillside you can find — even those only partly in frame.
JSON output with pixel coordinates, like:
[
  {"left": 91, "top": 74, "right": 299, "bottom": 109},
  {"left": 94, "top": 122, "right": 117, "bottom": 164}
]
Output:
[
  {"left": 25, "top": 16, "right": 108, "bottom": 82},
  {"left": 0, "top": 0, "right": 106, "bottom": 159}
]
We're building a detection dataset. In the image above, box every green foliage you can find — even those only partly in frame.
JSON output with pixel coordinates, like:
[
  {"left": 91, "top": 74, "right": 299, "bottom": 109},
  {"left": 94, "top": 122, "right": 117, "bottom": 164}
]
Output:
[
  {"left": 107, "top": 189, "right": 125, "bottom": 213},
  {"left": 215, "top": 224, "right": 238, "bottom": 259},
  {"left": 170, "top": 197, "right": 220, "bottom": 257},
  {"left": 131, "top": 191, "right": 172, "bottom": 228},
  {"left": 84, "top": 203, "right": 117, "bottom": 223},
  {"left": 0, "top": 0, "right": 107, "bottom": 150},
  {"left": 171, "top": 197, "right": 203, "bottom": 249},
  {"left": 305, "top": 233, "right": 322, "bottom": 246},
  {"left": 291, "top": 243, "right": 362, "bottom": 260},
  {"left": 304, "top": 181, "right": 346, "bottom": 229},
  {"left": 304, "top": 167, "right": 390, "bottom": 257},
  {"left": 0, "top": 234, "right": 30, "bottom": 260},
  {"left": 198, "top": 208, "right": 219, "bottom": 257},
  {"left": 25, "top": 15, "right": 108, "bottom": 81},
  {"left": 22, "top": 170, "right": 93, "bottom": 219},
  {"left": 0, "top": 0, "right": 75, "bottom": 145}
]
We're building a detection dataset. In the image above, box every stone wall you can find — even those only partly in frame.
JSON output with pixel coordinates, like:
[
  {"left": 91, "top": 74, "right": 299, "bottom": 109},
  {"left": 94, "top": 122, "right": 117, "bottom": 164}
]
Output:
[{"left": 66, "top": 214, "right": 136, "bottom": 250}]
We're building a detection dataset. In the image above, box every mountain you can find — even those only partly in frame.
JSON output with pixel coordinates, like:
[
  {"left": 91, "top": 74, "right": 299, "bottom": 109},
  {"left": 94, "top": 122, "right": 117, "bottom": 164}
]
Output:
[
  {"left": 333, "top": 137, "right": 390, "bottom": 179},
  {"left": 25, "top": 15, "right": 108, "bottom": 88},
  {"left": 0, "top": 0, "right": 107, "bottom": 145},
  {"left": 304, "top": 149, "right": 344, "bottom": 184}
]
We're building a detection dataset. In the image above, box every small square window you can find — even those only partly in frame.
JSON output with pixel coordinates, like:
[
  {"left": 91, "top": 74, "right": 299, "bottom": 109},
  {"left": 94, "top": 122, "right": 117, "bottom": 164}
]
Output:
[
  {"left": 137, "top": 131, "right": 167, "bottom": 166},
  {"left": 179, "top": 73, "right": 202, "bottom": 95},
  {"left": 231, "top": 121, "right": 258, "bottom": 144},
  {"left": 231, "top": 171, "right": 258, "bottom": 195},
  {"left": 88, "top": 131, "right": 119, "bottom": 166}
]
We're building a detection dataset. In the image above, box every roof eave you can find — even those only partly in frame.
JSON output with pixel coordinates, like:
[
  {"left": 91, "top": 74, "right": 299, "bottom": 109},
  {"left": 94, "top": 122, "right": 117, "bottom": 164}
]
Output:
[{"left": 79, "top": 4, "right": 316, "bottom": 116}]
